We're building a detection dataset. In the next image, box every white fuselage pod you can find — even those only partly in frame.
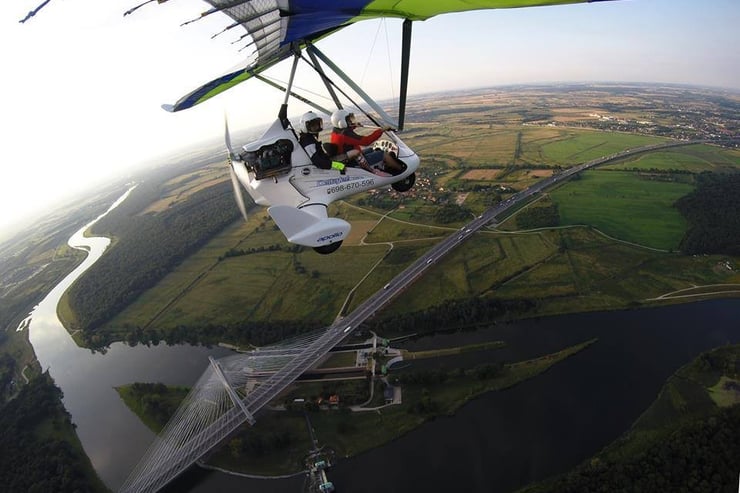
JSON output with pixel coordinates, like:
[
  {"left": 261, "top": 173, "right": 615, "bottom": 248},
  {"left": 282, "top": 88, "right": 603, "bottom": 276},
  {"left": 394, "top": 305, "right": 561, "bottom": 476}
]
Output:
[{"left": 232, "top": 118, "right": 420, "bottom": 248}]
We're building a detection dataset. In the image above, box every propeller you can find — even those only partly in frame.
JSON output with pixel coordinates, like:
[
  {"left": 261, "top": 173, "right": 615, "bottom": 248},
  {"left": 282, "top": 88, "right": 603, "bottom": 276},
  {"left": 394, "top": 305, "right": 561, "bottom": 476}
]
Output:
[{"left": 225, "top": 115, "right": 249, "bottom": 222}]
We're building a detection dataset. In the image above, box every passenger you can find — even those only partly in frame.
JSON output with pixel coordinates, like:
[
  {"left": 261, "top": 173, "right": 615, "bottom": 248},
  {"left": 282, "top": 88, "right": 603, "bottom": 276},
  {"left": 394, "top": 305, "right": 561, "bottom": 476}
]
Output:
[
  {"left": 298, "top": 111, "right": 361, "bottom": 173},
  {"left": 329, "top": 109, "right": 404, "bottom": 175}
]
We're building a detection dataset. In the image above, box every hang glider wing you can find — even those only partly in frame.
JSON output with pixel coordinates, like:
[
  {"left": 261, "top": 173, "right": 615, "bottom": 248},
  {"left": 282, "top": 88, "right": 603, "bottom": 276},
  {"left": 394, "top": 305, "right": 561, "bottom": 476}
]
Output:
[{"left": 165, "top": 0, "right": 617, "bottom": 112}]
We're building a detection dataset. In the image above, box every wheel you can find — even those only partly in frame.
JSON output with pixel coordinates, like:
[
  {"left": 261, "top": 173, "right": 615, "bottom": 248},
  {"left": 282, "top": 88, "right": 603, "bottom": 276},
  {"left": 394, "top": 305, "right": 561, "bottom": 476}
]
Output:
[
  {"left": 314, "top": 240, "right": 343, "bottom": 255},
  {"left": 391, "top": 172, "right": 416, "bottom": 192}
]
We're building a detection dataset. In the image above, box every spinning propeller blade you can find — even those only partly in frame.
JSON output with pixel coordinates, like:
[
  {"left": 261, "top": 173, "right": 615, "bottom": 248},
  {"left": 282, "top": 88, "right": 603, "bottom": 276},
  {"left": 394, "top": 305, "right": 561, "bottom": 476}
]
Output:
[
  {"left": 224, "top": 115, "right": 236, "bottom": 160},
  {"left": 229, "top": 165, "right": 249, "bottom": 222},
  {"left": 225, "top": 115, "right": 248, "bottom": 222}
]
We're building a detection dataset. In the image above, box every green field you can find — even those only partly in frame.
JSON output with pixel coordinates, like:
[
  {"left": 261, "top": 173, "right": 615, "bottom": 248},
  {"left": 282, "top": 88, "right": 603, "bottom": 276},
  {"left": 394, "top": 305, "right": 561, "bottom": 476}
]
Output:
[
  {"left": 407, "top": 125, "right": 521, "bottom": 166},
  {"left": 403, "top": 126, "right": 669, "bottom": 169},
  {"left": 495, "top": 228, "right": 735, "bottom": 314},
  {"left": 380, "top": 226, "right": 737, "bottom": 320},
  {"left": 603, "top": 144, "right": 740, "bottom": 173},
  {"left": 368, "top": 211, "right": 453, "bottom": 242},
  {"left": 519, "top": 129, "right": 666, "bottom": 166},
  {"left": 549, "top": 170, "right": 693, "bottom": 250},
  {"left": 108, "top": 215, "right": 392, "bottom": 329},
  {"left": 107, "top": 206, "right": 737, "bottom": 333}
]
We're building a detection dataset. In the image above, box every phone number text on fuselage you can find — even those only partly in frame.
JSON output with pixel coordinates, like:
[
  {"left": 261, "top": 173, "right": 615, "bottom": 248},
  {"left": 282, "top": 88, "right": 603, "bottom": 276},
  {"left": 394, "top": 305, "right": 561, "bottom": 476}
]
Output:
[{"left": 326, "top": 178, "right": 375, "bottom": 195}]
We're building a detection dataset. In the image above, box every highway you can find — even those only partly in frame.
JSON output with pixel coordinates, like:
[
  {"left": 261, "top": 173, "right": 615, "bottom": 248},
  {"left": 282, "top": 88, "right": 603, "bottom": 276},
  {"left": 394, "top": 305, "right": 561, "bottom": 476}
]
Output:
[{"left": 121, "top": 138, "right": 704, "bottom": 493}]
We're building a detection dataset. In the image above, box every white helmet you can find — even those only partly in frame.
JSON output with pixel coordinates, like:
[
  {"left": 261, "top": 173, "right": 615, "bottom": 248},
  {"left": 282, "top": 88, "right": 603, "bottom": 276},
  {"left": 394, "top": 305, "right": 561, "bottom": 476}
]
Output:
[
  {"left": 299, "top": 111, "right": 323, "bottom": 134},
  {"left": 331, "top": 109, "right": 354, "bottom": 129}
]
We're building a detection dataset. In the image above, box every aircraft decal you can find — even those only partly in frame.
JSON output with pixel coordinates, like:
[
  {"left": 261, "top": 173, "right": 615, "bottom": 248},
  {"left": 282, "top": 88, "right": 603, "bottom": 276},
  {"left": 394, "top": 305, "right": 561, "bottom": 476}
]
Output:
[
  {"left": 317, "top": 231, "right": 344, "bottom": 243},
  {"left": 326, "top": 178, "right": 375, "bottom": 195},
  {"left": 315, "top": 175, "right": 364, "bottom": 187}
]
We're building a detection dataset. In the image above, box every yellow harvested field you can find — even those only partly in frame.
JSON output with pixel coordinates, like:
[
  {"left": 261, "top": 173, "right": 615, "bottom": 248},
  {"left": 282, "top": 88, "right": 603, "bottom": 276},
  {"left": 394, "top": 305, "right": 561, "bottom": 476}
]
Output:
[
  {"left": 529, "top": 169, "right": 555, "bottom": 178},
  {"left": 141, "top": 175, "right": 228, "bottom": 214},
  {"left": 461, "top": 169, "right": 502, "bottom": 180},
  {"left": 345, "top": 220, "right": 379, "bottom": 245},
  {"left": 521, "top": 127, "right": 563, "bottom": 142},
  {"left": 550, "top": 108, "right": 601, "bottom": 122}
]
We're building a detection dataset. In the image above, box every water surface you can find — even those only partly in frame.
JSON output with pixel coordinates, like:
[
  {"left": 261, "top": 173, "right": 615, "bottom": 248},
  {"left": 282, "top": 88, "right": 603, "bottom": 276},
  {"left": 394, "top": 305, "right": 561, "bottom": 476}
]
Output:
[{"left": 24, "top": 187, "right": 232, "bottom": 488}]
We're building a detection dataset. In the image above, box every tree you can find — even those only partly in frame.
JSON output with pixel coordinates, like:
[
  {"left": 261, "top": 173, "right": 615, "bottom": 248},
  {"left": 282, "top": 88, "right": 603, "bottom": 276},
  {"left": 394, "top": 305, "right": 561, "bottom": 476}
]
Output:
[{"left": 229, "top": 437, "right": 243, "bottom": 458}]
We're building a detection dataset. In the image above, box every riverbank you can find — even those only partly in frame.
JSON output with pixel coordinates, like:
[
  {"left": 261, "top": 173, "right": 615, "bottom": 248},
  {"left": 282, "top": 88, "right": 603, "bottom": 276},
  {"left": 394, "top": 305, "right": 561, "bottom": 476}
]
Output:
[
  {"left": 0, "top": 246, "right": 88, "bottom": 398},
  {"left": 57, "top": 290, "right": 83, "bottom": 343},
  {"left": 0, "top": 372, "right": 109, "bottom": 493}
]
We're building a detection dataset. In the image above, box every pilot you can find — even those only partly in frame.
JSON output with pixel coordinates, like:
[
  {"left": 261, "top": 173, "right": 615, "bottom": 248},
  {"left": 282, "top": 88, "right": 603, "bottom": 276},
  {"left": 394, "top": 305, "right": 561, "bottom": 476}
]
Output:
[
  {"left": 298, "top": 111, "right": 361, "bottom": 173},
  {"left": 329, "top": 109, "right": 404, "bottom": 175}
]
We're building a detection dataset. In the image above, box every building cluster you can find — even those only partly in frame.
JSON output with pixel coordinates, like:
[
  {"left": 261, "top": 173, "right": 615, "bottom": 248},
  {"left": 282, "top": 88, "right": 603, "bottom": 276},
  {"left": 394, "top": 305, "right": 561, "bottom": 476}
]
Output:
[{"left": 521, "top": 89, "right": 738, "bottom": 147}]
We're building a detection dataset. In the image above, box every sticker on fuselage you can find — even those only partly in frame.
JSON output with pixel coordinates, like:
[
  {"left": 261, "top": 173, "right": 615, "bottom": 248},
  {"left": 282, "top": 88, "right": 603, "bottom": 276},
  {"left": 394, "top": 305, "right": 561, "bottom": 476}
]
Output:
[
  {"left": 317, "top": 231, "right": 344, "bottom": 243},
  {"left": 316, "top": 175, "right": 358, "bottom": 187}
]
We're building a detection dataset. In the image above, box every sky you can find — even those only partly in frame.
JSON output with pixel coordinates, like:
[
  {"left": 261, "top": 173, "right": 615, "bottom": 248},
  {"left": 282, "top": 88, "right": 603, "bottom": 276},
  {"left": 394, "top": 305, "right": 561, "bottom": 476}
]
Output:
[{"left": 1, "top": 0, "right": 738, "bottom": 240}]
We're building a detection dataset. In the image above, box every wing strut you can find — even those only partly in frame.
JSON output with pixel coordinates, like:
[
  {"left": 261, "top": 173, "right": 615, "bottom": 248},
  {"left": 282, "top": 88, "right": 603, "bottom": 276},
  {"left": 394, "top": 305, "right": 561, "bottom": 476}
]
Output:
[
  {"left": 398, "top": 19, "right": 413, "bottom": 131},
  {"left": 279, "top": 52, "right": 301, "bottom": 129},
  {"left": 306, "top": 49, "right": 343, "bottom": 111},
  {"left": 306, "top": 44, "right": 398, "bottom": 128},
  {"left": 254, "top": 74, "right": 331, "bottom": 116}
]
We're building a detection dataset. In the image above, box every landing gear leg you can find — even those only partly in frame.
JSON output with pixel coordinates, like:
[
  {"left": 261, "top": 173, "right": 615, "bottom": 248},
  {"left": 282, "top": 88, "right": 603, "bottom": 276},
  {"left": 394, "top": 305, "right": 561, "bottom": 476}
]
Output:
[{"left": 383, "top": 154, "right": 406, "bottom": 176}]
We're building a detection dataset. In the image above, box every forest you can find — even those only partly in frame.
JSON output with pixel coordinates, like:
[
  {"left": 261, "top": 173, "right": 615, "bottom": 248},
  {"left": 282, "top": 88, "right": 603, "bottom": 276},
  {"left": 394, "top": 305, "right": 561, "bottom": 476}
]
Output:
[
  {"left": 67, "top": 181, "right": 240, "bottom": 336},
  {"left": 366, "top": 296, "right": 535, "bottom": 337},
  {"left": 520, "top": 344, "right": 740, "bottom": 493},
  {"left": 123, "top": 318, "right": 323, "bottom": 349},
  {"left": 0, "top": 352, "right": 16, "bottom": 401},
  {"left": 115, "top": 294, "right": 536, "bottom": 350},
  {"left": 520, "top": 405, "right": 740, "bottom": 493},
  {"left": 515, "top": 203, "right": 560, "bottom": 229},
  {"left": 0, "top": 373, "right": 105, "bottom": 493},
  {"left": 117, "top": 382, "right": 189, "bottom": 433},
  {"left": 676, "top": 172, "right": 740, "bottom": 255}
]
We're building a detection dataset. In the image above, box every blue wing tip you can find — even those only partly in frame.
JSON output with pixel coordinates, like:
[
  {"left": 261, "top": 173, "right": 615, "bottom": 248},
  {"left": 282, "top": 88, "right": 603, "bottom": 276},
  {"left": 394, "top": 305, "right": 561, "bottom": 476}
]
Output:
[{"left": 161, "top": 103, "right": 176, "bottom": 113}]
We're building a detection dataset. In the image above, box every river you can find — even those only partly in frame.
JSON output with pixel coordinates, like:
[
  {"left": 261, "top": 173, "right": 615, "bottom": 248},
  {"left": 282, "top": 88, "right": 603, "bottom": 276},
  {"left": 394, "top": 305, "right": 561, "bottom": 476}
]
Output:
[
  {"left": 21, "top": 187, "right": 740, "bottom": 492},
  {"left": 327, "top": 299, "right": 740, "bottom": 493},
  {"left": 178, "top": 299, "right": 740, "bottom": 493},
  {"left": 23, "top": 187, "right": 233, "bottom": 488}
]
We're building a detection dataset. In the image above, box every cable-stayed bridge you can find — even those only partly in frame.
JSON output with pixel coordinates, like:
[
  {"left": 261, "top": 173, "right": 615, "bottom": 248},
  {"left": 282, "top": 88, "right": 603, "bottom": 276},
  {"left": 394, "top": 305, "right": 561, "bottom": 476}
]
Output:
[{"left": 119, "top": 330, "right": 341, "bottom": 493}]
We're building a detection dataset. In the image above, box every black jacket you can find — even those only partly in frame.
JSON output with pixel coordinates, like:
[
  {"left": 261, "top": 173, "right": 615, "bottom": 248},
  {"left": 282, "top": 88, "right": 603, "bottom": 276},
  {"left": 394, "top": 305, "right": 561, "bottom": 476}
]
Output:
[{"left": 299, "top": 132, "right": 332, "bottom": 169}]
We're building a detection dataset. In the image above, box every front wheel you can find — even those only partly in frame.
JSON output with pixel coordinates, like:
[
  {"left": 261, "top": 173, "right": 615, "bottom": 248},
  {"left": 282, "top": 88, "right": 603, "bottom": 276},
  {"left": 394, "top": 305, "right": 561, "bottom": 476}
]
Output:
[
  {"left": 314, "top": 241, "right": 343, "bottom": 255},
  {"left": 391, "top": 172, "right": 416, "bottom": 192}
]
